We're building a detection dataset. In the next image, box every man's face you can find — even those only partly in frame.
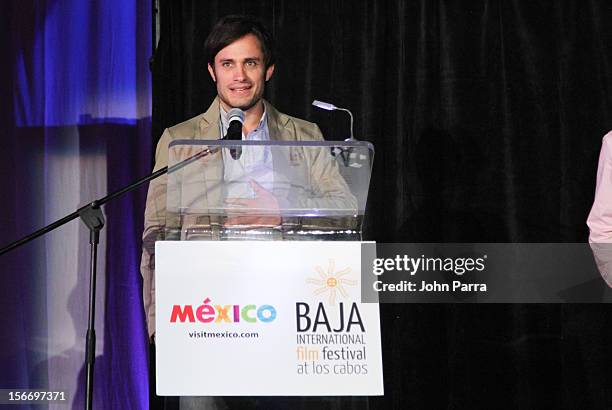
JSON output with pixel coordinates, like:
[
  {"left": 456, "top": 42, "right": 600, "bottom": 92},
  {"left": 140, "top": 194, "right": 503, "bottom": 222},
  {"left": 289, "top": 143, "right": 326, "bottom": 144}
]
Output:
[{"left": 208, "top": 33, "right": 275, "bottom": 112}]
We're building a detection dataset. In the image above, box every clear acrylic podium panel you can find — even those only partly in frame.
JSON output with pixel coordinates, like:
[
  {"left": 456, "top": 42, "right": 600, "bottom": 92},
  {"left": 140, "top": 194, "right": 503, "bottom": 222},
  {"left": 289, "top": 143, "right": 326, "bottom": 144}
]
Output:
[{"left": 165, "top": 139, "right": 373, "bottom": 241}]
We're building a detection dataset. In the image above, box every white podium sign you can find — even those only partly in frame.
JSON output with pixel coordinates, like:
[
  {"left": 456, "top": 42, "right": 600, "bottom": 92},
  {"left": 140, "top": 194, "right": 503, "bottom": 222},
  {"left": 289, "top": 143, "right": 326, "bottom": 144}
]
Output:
[{"left": 155, "top": 241, "right": 383, "bottom": 396}]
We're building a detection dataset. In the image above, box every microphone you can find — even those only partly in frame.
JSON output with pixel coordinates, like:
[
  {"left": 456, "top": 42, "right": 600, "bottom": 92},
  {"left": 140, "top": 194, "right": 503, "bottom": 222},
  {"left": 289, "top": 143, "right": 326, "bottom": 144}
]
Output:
[{"left": 225, "top": 108, "right": 244, "bottom": 159}]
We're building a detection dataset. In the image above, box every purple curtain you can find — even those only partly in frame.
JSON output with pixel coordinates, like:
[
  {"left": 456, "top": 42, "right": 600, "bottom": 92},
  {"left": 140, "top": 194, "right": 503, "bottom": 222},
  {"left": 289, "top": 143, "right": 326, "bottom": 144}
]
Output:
[{"left": 1, "top": 0, "right": 151, "bottom": 408}]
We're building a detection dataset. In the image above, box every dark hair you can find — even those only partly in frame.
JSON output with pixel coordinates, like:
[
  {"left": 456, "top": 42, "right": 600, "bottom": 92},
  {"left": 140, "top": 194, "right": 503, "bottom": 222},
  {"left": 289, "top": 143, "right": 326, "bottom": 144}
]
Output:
[{"left": 204, "top": 15, "right": 275, "bottom": 69}]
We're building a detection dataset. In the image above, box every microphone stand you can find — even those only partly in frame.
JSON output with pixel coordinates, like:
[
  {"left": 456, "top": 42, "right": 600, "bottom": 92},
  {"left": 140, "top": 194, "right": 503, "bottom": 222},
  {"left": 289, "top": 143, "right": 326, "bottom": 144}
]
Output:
[{"left": 0, "top": 146, "right": 218, "bottom": 410}]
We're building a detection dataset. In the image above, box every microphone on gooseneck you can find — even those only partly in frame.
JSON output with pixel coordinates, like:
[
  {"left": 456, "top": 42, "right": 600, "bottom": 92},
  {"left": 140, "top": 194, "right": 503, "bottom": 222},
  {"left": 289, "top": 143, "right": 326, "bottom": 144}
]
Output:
[{"left": 225, "top": 108, "right": 244, "bottom": 160}]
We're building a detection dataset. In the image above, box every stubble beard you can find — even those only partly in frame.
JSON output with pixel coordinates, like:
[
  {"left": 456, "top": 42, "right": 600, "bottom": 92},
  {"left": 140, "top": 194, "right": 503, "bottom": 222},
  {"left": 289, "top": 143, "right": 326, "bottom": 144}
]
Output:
[
  {"left": 218, "top": 78, "right": 266, "bottom": 113},
  {"left": 220, "top": 89, "right": 264, "bottom": 113}
]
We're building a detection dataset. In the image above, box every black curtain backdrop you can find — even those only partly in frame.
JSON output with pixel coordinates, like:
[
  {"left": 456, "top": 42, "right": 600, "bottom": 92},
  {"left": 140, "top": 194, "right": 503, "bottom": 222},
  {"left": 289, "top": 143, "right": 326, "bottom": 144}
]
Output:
[{"left": 152, "top": 1, "right": 612, "bottom": 409}]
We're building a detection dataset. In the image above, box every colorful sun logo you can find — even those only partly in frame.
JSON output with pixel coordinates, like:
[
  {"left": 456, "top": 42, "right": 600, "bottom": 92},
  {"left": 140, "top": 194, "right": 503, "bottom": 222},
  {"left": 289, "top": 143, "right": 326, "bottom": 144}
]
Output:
[{"left": 306, "top": 259, "right": 357, "bottom": 305}]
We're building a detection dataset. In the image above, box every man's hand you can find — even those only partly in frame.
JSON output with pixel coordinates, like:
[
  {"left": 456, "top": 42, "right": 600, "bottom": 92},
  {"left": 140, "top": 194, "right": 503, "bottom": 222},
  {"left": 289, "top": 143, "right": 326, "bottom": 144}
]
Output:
[{"left": 224, "top": 180, "right": 282, "bottom": 227}]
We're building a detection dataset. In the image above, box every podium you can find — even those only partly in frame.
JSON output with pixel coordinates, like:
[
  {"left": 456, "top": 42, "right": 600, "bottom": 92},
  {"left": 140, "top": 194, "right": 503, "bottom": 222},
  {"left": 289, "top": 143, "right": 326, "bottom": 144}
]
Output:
[
  {"left": 155, "top": 139, "right": 383, "bottom": 399},
  {"left": 163, "top": 139, "right": 372, "bottom": 241}
]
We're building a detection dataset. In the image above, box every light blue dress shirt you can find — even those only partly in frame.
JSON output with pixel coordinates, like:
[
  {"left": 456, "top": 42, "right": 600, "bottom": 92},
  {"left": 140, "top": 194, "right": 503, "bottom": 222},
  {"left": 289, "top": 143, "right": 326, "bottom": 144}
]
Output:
[{"left": 219, "top": 106, "right": 274, "bottom": 198}]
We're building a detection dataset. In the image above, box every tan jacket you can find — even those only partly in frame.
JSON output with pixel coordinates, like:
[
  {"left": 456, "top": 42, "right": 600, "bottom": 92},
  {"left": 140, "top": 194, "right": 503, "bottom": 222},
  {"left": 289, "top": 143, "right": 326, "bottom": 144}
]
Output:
[{"left": 141, "top": 98, "right": 328, "bottom": 338}]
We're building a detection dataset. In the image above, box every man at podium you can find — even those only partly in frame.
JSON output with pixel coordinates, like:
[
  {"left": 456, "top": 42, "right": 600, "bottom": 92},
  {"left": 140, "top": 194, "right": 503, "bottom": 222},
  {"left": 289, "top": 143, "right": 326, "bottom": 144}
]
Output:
[
  {"left": 141, "top": 14, "right": 357, "bottom": 410},
  {"left": 141, "top": 14, "right": 326, "bottom": 345}
]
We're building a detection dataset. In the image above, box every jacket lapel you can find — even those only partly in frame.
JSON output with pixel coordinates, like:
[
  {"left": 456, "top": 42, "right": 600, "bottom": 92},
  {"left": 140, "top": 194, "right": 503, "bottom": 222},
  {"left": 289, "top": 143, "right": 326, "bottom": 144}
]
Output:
[
  {"left": 197, "top": 97, "right": 222, "bottom": 140},
  {"left": 199, "top": 98, "right": 294, "bottom": 140},
  {"left": 265, "top": 100, "right": 294, "bottom": 141}
]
